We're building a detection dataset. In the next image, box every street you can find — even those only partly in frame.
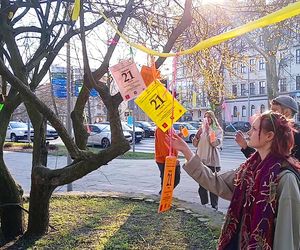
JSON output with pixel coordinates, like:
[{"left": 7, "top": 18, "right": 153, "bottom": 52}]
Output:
[
  {"left": 5, "top": 137, "right": 245, "bottom": 214},
  {"left": 129, "top": 137, "right": 245, "bottom": 171}
]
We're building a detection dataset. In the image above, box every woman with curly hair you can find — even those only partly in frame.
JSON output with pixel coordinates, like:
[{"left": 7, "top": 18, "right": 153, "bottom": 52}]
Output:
[{"left": 169, "top": 111, "right": 300, "bottom": 250}]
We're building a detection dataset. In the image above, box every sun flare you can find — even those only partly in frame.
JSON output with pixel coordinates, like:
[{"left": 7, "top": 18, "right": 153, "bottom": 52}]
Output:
[{"left": 202, "top": 0, "right": 225, "bottom": 4}]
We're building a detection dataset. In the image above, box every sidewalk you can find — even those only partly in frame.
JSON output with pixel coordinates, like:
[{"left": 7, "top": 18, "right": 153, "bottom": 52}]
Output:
[{"left": 4, "top": 151, "right": 230, "bottom": 214}]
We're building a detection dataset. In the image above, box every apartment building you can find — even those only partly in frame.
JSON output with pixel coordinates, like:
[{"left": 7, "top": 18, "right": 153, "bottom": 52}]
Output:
[{"left": 223, "top": 45, "right": 300, "bottom": 123}]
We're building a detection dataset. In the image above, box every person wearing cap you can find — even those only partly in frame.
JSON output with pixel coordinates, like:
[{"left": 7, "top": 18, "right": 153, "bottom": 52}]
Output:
[{"left": 235, "top": 95, "right": 300, "bottom": 160}]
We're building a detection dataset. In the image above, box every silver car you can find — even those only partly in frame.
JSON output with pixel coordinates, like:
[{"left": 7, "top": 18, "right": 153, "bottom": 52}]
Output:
[
  {"left": 87, "top": 124, "right": 132, "bottom": 148},
  {"left": 173, "top": 122, "right": 198, "bottom": 142},
  {"left": 6, "top": 121, "right": 34, "bottom": 142}
]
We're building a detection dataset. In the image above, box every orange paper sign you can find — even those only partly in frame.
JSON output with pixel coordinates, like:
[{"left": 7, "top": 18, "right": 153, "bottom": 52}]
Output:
[
  {"left": 158, "top": 156, "right": 177, "bottom": 213},
  {"left": 140, "top": 65, "right": 160, "bottom": 87},
  {"left": 181, "top": 127, "right": 189, "bottom": 138},
  {"left": 209, "top": 131, "right": 216, "bottom": 143}
]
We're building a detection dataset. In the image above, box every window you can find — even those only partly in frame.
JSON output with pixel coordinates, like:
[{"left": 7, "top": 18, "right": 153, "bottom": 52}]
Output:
[
  {"left": 259, "top": 58, "right": 265, "bottom": 70},
  {"left": 232, "top": 85, "right": 237, "bottom": 96},
  {"left": 242, "top": 106, "right": 246, "bottom": 117},
  {"left": 233, "top": 106, "right": 238, "bottom": 117},
  {"left": 296, "top": 76, "right": 300, "bottom": 90},
  {"left": 259, "top": 81, "right": 266, "bottom": 94},
  {"left": 241, "top": 83, "right": 246, "bottom": 96},
  {"left": 249, "top": 59, "right": 255, "bottom": 72},
  {"left": 232, "top": 62, "right": 237, "bottom": 73},
  {"left": 240, "top": 64, "right": 246, "bottom": 73},
  {"left": 260, "top": 104, "right": 265, "bottom": 113},
  {"left": 251, "top": 105, "right": 256, "bottom": 116},
  {"left": 259, "top": 35, "right": 264, "bottom": 47},
  {"left": 279, "top": 78, "right": 287, "bottom": 92},
  {"left": 296, "top": 49, "right": 300, "bottom": 64},
  {"left": 250, "top": 82, "right": 255, "bottom": 95}
]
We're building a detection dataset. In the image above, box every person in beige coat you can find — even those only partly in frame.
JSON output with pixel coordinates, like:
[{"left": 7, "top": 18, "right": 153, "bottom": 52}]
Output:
[
  {"left": 192, "top": 110, "right": 223, "bottom": 210},
  {"left": 169, "top": 111, "right": 300, "bottom": 250}
]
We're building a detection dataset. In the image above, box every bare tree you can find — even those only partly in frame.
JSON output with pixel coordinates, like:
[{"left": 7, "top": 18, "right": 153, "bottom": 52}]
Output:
[
  {"left": 175, "top": 4, "right": 246, "bottom": 122},
  {"left": 0, "top": 0, "right": 192, "bottom": 241},
  {"left": 231, "top": 0, "right": 300, "bottom": 100}
]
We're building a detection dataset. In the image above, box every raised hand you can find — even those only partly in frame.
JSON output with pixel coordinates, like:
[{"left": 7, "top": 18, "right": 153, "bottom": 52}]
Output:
[
  {"left": 235, "top": 130, "right": 248, "bottom": 149},
  {"left": 167, "top": 133, "right": 194, "bottom": 161},
  {"left": 195, "top": 127, "right": 202, "bottom": 139}
]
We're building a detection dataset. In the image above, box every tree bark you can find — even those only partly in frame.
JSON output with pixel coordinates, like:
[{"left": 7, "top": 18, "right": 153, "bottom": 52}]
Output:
[
  {"left": 26, "top": 178, "right": 55, "bottom": 236},
  {"left": 0, "top": 105, "right": 25, "bottom": 241},
  {"left": 0, "top": 159, "right": 24, "bottom": 241},
  {"left": 265, "top": 55, "right": 279, "bottom": 100}
]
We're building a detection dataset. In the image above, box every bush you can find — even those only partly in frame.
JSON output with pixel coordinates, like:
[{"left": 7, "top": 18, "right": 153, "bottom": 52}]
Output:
[
  {"left": 3, "top": 142, "right": 13, "bottom": 148},
  {"left": 48, "top": 144, "right": 58, "bottom": 150},
  {"left": 22, "top": 143, "right": 33, "bottom": 149}
]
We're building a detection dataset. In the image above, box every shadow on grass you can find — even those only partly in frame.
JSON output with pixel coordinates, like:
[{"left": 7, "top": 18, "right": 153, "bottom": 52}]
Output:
[{"left": 4, "top": 197, "right": 217, "bottom": 249}]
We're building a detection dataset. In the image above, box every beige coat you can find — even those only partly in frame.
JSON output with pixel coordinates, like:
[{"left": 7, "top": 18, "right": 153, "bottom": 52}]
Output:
[
  {"left": 183, "top": 154, "right": 300, "bottom": 250},
  {"left": 192, "top": 127, "right": 223, "bottom": 168}
]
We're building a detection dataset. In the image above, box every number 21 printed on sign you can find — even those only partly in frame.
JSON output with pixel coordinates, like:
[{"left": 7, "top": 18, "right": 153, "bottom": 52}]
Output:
[
  {"left": 122, "top": 71, "right": 134, "bottom": 82},
  {"left": 135, "top": 80, "right": 186, "bottom": 132},
  {"left": 150, "top": 94, "right": 165, "bottom": 110},
  {"left": 109, "top": 60, "right": 146, "bottom": 101}
]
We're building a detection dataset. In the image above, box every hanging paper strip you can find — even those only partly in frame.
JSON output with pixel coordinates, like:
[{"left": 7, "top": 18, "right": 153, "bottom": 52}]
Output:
[
  {"left": 158, "top": 155, "right": 177, "bottom": 213},
  {"left": 135, "top": 80, "right": 186, "bottom": 132},
  {"left": 71, "top": 0, "right": 81, "bottom": 21},
  {"left": 109, "top": 60, "right": 146, "bottom": 101}
]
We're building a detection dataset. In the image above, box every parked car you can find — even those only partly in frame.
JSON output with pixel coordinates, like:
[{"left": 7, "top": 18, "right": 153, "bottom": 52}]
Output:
[
  {"left": 187, "top": 121, "right": 202, "bottom": 130},
  {"left": 173, "top": 122, "right": 198, "bottom": 142},
  {"left": 6, "top": 121, "right": 34, "bottom": 142},
  {"left": 134, "top": 121, "right": 155, "bottom": 138},
  {"left": 87, "top": 124, "right": 132, "bottom": 148},
  {"left": 121, "top": 122, "right": 144, "bottom": 142},
  {"left": 29, "top": 123, "right": 58, "bottom": 140},
  {"left": 225, "top": 121, "right": 251, "bottom": 132},
  {"left": 46, "top": 125, "right": 59, "bottom": 140}
]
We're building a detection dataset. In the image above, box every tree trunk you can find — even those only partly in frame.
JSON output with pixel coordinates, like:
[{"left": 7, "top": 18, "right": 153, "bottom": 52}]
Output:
[
  {"left": 265, "top": 55, "right": 279, "bottom": 101},
  {"left": 26, "top": 179, "right": 55, "bottom": 236},
  {"left": 0, "top": 108, "right": 25, "bottom": 241},
  {"left": 0, "top": 160, "right": 24, "bottom": 241}
]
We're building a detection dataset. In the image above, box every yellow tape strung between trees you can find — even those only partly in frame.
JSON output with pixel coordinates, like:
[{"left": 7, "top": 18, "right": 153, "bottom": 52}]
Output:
[
  {"left": 72, "top": 0, "right": 81, "bottom": 21},
  {"left": 95, "top": 1, "right": 300, "bottom": 57}
]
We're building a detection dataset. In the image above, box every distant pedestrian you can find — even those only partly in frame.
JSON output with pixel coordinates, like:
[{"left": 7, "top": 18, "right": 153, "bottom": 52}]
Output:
[
  {"left": 192, "top": 110, "right": 223, "bottom": 210},
  {"left": 170, "top": 111, "right": 300, "bottom": 249},
  {"left": 155, "top": 127, "right": 180, "bottom": 194},
  {"left": 235, "top": 95, "right": 300, "bottom": 160}
]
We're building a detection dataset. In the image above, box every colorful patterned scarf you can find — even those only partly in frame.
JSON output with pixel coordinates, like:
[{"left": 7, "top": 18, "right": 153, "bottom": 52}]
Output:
[{"left": 218, "top": 152, "right": 283, "bottom": 250}]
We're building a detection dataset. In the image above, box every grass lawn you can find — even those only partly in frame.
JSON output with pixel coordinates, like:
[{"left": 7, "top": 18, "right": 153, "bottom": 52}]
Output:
[{"left": 5, "top": 196, "right": 218, "bottom": 249}]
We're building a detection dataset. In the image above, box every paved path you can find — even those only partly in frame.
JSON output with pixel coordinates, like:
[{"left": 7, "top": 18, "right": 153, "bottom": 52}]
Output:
[{"left": 4, "top": 146, "right": 245, "bottom": 214}]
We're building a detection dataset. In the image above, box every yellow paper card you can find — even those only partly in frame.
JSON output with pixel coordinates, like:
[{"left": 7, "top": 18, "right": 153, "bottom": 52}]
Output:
[
  {"left": 158, "top": 156, "right": 177, "bottom": 213},
  {"left": 135, "top": 80, "right": 186, "bottom": 132}
]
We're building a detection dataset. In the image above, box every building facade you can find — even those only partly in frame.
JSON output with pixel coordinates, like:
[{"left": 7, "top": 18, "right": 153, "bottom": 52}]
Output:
[{"left": 223, "top": 45, "right": 300, "bottom": 123}]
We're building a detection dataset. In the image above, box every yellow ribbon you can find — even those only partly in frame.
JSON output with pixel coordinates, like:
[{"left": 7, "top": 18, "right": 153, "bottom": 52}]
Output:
[
  {"left": 71, "top": 0, "right": 81, "bottom": 21},
  {"left": 96, "top": 1, "right": 300, "bottom": 57}
]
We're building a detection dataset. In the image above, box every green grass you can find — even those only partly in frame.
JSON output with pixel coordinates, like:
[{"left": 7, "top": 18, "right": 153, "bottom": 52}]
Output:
[{"left": 7, "top": 197, "right": 218, "bottom": 249}]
